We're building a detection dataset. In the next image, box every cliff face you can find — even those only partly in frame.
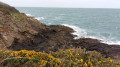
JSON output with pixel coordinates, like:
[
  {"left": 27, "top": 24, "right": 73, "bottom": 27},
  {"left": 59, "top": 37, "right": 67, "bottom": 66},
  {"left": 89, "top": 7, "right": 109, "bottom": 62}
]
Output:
[
  {"left": 0, "top": 2, "right": 46, "bottom": 49},
  {"left": 0, "top": 2, "right": 120, "bottom": 60},
  {"left": 0, "top": 2, "right": 74, "bottom": 51}
]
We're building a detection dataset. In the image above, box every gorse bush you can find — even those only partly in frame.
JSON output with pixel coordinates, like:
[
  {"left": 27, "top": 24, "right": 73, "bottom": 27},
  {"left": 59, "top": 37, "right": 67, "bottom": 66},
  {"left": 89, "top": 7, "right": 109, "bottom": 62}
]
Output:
[
  {"left": 51, "top": 48, "right": 120, "bottom": 67},
  {"left": 0, "top": 48, "right": 120, "bottom": 67},
  {"left": 0, "top": 50, "right": 61, "bottom": 67}
]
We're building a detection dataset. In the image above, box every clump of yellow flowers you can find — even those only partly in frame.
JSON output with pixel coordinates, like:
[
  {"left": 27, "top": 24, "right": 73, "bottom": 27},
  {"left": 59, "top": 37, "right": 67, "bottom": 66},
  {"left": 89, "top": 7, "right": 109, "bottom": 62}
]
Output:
[
  {"left": 0, "top": 50, "right": 61, "bottom": 67},
  {"left": 51, "top": 48, "right": 120, "bottom": 67},
  {"left": 0, "top": 48, "right": 120, "bottom": 67}
]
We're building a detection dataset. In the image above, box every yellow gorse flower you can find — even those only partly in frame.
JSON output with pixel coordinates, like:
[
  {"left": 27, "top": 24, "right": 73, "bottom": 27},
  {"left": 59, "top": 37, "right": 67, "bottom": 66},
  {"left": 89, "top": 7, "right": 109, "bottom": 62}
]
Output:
[
  {"left": 98, "top": 61, "right": 101, "bottom": 64},
  {"left": 11, "top": 50, "right": 61, "bottom": 65},
  {"left": 80, "top": 59, "right": 83, "bottom": 62},
  {"left": 109, "top": 60, "right": 112, "bottom": 62},
  {"left": 0, "top": 48, "right": 119, "bottom": 67},
  {"left": 84, "top": 62, "right": 87, "bottom": 66}
]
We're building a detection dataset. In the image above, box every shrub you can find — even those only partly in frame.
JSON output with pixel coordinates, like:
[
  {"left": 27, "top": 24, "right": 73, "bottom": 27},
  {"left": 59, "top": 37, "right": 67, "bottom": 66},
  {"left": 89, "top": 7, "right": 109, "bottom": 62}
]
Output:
[
  {"left": 0, "top": 48, "right": 120, "bottom": 67},
  {"left": 51, "top": 48, "right": 120, "bottom": 67},
  {"left": 0, "top": 50, "right": 61, "bottom": 67}
]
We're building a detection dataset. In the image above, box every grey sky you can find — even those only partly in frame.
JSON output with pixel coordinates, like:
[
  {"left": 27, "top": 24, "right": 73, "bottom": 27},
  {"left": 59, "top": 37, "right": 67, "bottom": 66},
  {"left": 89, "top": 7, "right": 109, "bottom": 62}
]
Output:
[{"left": 0, "top": 0, "right": 120, "bottom": 8}]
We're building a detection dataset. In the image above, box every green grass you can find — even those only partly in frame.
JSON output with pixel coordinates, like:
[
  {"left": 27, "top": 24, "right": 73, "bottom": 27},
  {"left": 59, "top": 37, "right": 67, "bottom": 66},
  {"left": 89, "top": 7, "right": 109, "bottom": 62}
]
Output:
[{"left": 10, "top": 13, "right": 24, "bottom": 23}]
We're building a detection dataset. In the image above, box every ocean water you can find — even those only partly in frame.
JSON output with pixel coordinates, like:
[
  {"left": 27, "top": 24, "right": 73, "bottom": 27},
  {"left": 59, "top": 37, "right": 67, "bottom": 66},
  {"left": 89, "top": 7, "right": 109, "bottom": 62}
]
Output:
[{"left": 16, "top": 7, "right": 120, "bottom": 45}]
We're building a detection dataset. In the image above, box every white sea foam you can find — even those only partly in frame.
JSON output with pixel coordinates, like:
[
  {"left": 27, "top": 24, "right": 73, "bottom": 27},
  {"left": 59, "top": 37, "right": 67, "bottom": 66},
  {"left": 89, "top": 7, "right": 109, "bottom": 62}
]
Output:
[
  {"left": 62, "top": 24, "right": 120, "bottom": 45},
  {"left": 62, "top": 24, "right": 87, "bottom": 39},
  {"left": 35, "top": 17, "right": 44, "bottom": 20},
  {"left": 87, "top": 36, "right": 120, "bottom": 45},
  {"left": 48, "top": 23, "right": 52, "bottom": 25},
  {"left": 26, "top": 14, "right": 33, "bottom": 17},
  {"left": 103, "top": 40, "right": 120, "bottom": 45}
]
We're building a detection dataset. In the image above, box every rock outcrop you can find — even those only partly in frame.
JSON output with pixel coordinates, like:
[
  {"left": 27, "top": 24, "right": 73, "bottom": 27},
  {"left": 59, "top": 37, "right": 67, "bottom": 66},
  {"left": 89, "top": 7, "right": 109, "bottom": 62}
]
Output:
[
  {"left": 0, "top": 2, "right": 120, "bottom": 60},
  {"left": 0, "top": 2, "right": 46, "bottom": 49},
  {"left": 0, "top": 2, "right": 19, "bottom": 13}
]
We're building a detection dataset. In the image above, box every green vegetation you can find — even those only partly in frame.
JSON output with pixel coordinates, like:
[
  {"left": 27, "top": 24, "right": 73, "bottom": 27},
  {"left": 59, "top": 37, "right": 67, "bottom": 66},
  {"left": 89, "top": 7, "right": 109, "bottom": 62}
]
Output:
[
  {"left": 0, "top": 48, "right": 120, "bottom": 67},
  {"left": 10, "top": 13, "right": 24, "bottom": 23}
]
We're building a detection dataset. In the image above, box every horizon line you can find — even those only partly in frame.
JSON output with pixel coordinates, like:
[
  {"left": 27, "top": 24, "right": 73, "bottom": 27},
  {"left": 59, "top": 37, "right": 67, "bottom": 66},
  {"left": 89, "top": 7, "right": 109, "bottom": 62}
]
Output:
[{"left": 15, "top": 7, "right": 120, "bottom": 9}]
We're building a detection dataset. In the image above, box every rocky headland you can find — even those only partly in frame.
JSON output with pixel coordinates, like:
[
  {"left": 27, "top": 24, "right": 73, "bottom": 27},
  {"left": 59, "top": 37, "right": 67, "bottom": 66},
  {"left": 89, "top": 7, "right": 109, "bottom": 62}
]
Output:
[{"left": 0, "top": 2, "right": 120, "bottom": 60}]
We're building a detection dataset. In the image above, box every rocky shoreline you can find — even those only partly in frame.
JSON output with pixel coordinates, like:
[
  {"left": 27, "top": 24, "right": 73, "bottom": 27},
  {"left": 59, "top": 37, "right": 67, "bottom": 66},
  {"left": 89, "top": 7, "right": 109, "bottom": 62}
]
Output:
[{"left": 0, "top": 2, "right": 120, "bottom": 60}]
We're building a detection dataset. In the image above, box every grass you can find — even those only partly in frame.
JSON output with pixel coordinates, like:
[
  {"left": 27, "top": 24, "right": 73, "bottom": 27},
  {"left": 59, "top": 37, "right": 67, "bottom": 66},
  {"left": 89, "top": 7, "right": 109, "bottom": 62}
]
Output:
[
  {"left": 10, "top": 13, "right": 24, "bottom": 23},
  {"left": 0, "top": 48, "right": 120, "bottom": 67}
]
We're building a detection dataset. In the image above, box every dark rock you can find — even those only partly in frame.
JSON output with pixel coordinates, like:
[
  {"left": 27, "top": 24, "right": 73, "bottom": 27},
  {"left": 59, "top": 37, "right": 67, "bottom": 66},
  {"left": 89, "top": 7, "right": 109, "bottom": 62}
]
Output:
[{"left": 72, "top": 38, "right": 120, "bottom": 59}]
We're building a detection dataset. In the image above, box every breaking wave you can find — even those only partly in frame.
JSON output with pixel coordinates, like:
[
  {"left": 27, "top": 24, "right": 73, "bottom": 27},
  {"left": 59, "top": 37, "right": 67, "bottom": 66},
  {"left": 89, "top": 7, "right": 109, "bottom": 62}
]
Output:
[
  {"left": 62, "top": 24, "right": 87, "bottom": 39},
  {"left": 26, "top": 14, "right": 33, "bottom": 17},
  {"left": 62, "top": 24, "right": 120, "bottom": 45},
  {"left": 35, "top": 17, "right": 44, "bottom": 20}
]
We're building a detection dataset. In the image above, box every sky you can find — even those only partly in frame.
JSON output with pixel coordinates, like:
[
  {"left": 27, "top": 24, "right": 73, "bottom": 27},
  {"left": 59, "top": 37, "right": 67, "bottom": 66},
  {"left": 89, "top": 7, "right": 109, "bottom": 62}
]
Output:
[{"left": 0, "top": 0, "right": 120, "bottom": 8}]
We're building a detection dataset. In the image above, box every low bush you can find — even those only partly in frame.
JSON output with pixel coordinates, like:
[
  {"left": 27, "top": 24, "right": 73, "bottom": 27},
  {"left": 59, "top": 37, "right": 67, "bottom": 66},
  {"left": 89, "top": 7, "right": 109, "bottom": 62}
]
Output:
[{"left": 0, "top": 48, "right": 120, "bottom": 67}]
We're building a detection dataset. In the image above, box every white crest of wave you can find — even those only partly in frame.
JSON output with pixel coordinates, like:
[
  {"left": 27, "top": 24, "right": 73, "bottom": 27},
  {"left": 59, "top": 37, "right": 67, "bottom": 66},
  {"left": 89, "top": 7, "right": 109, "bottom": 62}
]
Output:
[
  {"left": 62, "top": 24, "right": 87, "bottom": 39},
  {"left": 35, "top": 17, "right": 44, "bottom": 20},
  {"left": 85, "top": 36, "right": 120, "bottom": 45},
  {"left": 26, "top": 14, "right": 33, "bottom": 17},
  {"left": 62, "top": 24, "right": 120, "bottom": 45}
]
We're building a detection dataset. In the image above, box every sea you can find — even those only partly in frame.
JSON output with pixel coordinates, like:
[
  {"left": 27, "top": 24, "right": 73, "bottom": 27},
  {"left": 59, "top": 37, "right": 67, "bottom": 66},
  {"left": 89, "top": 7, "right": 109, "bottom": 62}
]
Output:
[{"left": 16, "top": 7, "right": 120, "bottom": 45}]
